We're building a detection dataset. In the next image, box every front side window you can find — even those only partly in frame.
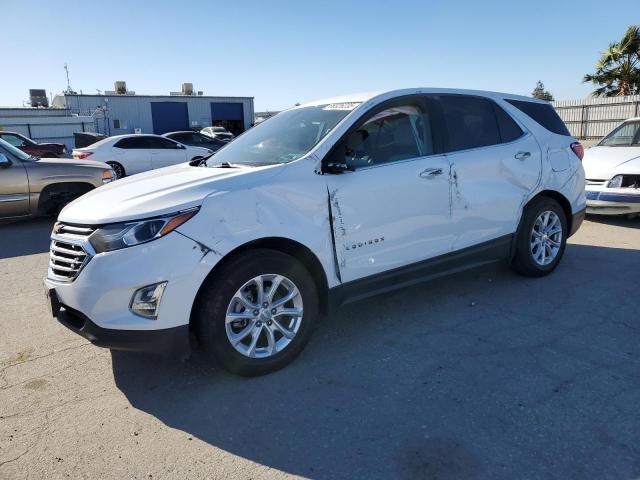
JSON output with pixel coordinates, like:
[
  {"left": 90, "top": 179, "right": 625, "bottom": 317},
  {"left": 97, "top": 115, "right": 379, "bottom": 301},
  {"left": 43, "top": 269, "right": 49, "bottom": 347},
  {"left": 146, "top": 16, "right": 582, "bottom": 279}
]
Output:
[
  {"left": 599, "top": 121, "right": 640, "bottom": 146},
  {"left": 440, "top": 95, "right": 501, "bottom": 152},
  {"left": 147, "top": 137, "right": 181, "bottom": 149},
  {"left": 342, "top": 104, "right": 433, "bottom": 169},
  {"left": 206, "top": 104, "right": 357, "bottom": 167}
]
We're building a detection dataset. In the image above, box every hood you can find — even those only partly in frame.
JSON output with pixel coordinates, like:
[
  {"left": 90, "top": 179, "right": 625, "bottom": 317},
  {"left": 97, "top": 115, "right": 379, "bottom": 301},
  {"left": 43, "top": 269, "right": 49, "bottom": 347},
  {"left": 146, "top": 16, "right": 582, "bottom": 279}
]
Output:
[
  {"left": 582, "top": 146, "right": 640, "bottom": 179},
  {"left": 35, "top": 158, "right": 109, "bottom": 168},
  {"left": 59, "top": 162, "right": 283, "bottom": 225}
]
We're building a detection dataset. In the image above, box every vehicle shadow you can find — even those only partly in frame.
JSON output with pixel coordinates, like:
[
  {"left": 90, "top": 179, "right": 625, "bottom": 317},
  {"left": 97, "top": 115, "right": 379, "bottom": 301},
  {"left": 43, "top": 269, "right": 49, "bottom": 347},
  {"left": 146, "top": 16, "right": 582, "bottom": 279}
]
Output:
[
  {"left": 586, "top": 213, "right": 640, "bottom": 229},
  {"left": 0, "top": 218, "right": 54, "bottom": 259},
  {"left": 111, "top": 244, "right": 640, "bottom": 480}
]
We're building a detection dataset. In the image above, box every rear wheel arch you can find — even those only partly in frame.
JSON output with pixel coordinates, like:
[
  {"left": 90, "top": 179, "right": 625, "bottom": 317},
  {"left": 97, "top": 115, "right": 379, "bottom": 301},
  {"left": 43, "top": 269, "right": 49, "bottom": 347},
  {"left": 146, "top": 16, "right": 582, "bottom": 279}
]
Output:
[
  {"left": 190, "top": 237, "right": 330, "bottom": 327},
  {"left": 526, "top": 190, "right": 573, "bottom": 234},
  {"left": 511, "top": 190, "right": 573, "bottom": 258}
]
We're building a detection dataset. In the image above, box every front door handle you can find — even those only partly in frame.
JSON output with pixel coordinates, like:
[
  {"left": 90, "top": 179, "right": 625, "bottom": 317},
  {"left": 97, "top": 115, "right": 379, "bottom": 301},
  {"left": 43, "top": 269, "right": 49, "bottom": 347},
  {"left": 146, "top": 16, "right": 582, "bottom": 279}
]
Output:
[
  {"left": 419, "top": 168, "right": 443, "bottom": 178},
  {"left": 515, "top": 151, "right": 531, "bottom": 161}
]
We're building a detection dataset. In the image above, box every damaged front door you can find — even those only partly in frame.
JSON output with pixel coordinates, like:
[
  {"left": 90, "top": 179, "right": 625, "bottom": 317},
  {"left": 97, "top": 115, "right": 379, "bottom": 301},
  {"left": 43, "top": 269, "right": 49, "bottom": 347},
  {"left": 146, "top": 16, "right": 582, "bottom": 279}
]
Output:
[{"left": 324, "top": 100, "right": 453, "bottom": 283}]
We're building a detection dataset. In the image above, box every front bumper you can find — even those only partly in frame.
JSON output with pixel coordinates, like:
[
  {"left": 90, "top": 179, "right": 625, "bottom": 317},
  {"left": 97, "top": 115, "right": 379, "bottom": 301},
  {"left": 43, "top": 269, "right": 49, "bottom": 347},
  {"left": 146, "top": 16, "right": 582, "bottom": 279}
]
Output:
[
  {"left": 52, "top": 292, "right": 190, "bottom": 355},
  {"left": 586, "top": 189, "right": 640, "bottom": 215},
  {"left": 44, "top": 231, "right": 220, "bottom": 353}
]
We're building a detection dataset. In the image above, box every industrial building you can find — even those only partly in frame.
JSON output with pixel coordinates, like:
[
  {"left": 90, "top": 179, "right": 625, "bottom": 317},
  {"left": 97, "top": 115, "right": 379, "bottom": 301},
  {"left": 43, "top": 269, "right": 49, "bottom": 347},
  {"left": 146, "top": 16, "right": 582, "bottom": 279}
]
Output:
[
  {"left": 0, "top": 106, "right": 94, "bottom": 151},
  {"left": 51, "top": 82, "right": 254, "bottom": 137}
]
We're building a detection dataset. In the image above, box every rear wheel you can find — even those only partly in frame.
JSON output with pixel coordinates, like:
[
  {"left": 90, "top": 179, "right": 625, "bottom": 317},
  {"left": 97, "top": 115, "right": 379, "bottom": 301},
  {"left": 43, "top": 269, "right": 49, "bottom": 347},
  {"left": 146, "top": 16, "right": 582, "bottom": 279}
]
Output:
[
  {"left": 194, "top": 249, "right": 319, "bottom": 376},
  {"left": 511, "top": 196, "right": 567, "bottom": 277},
  {"left": 107, "top": 161, "right": 125, "bottom": 179}
]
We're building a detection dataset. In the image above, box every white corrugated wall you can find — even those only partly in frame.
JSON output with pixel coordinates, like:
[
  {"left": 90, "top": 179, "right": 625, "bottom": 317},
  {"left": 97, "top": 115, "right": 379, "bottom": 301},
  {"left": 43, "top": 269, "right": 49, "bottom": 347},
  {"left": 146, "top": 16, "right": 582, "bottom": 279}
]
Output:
[{"left": 553, "top": 95, "right": 640, "bottom": 140}]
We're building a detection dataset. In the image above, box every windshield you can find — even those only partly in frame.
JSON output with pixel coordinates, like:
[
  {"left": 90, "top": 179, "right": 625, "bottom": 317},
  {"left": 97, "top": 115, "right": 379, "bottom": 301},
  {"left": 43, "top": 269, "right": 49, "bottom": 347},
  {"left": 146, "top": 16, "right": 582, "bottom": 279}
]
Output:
[
  {"left": 205, "top": 103, "right": 359, "bottom": 167},
  {"left": 0, "top": 138, "right": 35, "bottom": 161},
  {"left": 599, "top": 121, "right": 640, "bottom": 146}
]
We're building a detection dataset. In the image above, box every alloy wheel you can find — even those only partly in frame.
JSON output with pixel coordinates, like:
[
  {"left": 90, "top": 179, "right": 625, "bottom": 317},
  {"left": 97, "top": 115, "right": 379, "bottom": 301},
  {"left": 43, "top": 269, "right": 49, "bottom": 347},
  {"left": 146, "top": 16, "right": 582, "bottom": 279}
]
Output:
[
  {"left": 530, "top": 210, "right": 563, "bottom": 266},
  {"left": 225, "top": 274, "right": 303, "bottom": 358}
]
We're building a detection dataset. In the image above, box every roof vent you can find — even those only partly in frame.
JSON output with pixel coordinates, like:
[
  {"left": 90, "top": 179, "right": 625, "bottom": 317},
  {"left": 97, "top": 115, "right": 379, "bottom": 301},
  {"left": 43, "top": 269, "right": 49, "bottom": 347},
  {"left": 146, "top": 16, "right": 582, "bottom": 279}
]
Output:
[
  {"left": 114, "top": 81, "right": 127, "bottom": 95},
  {"left": 182, "top": 83, "right": 194, "bottom": 95}
]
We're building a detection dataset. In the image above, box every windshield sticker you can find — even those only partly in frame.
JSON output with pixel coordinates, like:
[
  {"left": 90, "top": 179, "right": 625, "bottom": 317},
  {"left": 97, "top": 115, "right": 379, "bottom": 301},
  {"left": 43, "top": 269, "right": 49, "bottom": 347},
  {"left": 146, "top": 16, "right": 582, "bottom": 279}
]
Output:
[{"left": 323, "top": 102, "right": 361, "bottom": 111}]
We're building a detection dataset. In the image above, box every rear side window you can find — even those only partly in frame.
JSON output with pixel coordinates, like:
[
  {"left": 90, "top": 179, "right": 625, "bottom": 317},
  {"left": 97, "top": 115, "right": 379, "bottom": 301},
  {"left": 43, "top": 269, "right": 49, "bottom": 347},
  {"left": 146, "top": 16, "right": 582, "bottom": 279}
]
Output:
[
  {"left": 439, "top": 95, "right": 501, "bottom": 151},
  {"left": 505, "top": 99, "right": 570, "bottom": 136},
  {"left": 493, "top": 104, "right": 524, "bottom": 143},
  {"left": 114, "top": 137, "right": 148, "bottom": 149}
]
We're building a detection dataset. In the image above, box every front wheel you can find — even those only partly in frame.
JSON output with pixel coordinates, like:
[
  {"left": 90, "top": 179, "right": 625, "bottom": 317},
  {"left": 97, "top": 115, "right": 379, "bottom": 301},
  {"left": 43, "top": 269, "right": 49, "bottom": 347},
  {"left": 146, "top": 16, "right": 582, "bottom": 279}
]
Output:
[
  {"left": 511, "top": 196, "right": 568, "bottom": 277},
  {"left": 194, "top": 249, "right": 319, "bottom": 376}
]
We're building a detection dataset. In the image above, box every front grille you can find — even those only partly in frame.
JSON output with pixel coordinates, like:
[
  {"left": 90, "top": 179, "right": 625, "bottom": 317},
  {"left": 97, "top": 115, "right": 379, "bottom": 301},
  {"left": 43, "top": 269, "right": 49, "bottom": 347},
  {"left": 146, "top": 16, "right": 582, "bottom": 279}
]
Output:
[
  {"left": 585, "top": 179, "right": 606, "bottom": 186},
  {"left": 48, "top": 223, "right": 96, "bottom": 282}
]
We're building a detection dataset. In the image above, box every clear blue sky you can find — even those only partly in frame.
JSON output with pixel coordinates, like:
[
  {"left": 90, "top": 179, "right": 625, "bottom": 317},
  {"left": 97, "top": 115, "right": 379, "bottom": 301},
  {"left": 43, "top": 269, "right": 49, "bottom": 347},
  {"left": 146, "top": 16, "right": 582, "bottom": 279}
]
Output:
[{"left": 2, "top": 0, "right": 634, "bottom": 111}]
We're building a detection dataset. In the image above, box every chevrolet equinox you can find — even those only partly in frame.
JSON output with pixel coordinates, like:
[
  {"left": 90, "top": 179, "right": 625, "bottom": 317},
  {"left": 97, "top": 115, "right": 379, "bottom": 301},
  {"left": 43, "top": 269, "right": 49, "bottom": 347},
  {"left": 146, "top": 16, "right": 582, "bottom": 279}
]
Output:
[{"left": 44, "top": 89, "right": 586, "bottom": 376}]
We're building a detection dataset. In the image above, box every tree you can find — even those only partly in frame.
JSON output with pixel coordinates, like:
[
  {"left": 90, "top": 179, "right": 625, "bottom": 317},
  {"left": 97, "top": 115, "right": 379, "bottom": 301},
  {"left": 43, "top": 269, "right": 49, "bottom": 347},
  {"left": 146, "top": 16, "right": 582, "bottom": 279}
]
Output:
[
  {"left": 583, "top": 25, "right": 640, "bottom": 97},
  {"left": 532, "top": 81, "right": 554, "bottom": 101}
]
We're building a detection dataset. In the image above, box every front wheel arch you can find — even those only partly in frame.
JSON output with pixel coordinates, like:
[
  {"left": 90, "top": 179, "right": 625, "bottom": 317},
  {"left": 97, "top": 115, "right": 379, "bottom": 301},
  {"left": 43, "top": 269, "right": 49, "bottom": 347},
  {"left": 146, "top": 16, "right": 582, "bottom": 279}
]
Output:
[
  {"left": 190, "top": 237, "right": 330, "bottom": 331},
  {"left": 37, "top": 182, "right": 94, "bottom": 216}
]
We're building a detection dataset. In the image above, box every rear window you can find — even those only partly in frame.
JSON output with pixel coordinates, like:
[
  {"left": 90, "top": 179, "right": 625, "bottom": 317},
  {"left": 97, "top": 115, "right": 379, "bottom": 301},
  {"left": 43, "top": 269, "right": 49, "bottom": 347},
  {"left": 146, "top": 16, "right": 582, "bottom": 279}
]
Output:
[{"left": 505, "top": 99, "right": 571, "bottom": 136}]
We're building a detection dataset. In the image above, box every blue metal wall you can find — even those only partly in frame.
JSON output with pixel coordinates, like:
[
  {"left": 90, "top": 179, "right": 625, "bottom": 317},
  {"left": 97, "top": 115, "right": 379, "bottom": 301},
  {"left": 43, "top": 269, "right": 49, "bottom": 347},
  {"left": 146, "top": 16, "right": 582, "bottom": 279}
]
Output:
[
  {"left": 211, "top": 102, "right": 244, "bottom": 121},
  {"left": 150, "top": 102, "right": 189, "bottom": 134},
  {"left": 53, "top": 94, "right": 254, "bottom": 136}
]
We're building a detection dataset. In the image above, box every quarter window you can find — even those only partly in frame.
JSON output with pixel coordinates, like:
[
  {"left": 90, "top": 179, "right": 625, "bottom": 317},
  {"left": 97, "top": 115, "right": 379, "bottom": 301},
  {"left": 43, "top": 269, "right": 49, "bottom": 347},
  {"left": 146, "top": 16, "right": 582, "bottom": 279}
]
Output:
[
  {"left": 344, "top": 104, "right": 434, "bottom": 169},
  {"left": 505, "top": 99, "right": 571, "bottom": 136},
  {"left": 439, "top": 95, "right": 501, "bottom": 152}
]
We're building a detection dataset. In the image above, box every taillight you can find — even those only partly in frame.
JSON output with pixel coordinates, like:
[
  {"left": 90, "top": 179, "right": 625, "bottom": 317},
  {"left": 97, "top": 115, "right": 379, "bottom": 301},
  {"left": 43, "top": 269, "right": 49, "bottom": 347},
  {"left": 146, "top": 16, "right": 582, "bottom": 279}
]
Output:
[
  {"left": 74, "top": 151, "right": 93, "bottom": 159},
  {"left": 570, "top": 142, "right": 584, "bottom": 161}
]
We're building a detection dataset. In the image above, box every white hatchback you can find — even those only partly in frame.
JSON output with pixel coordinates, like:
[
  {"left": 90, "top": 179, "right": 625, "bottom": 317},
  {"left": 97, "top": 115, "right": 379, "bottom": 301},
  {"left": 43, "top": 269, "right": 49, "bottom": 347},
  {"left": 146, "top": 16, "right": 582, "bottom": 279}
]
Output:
[
  {"left": 46, "top": 88, "right": 586, "bottom": 376},
  {"left": 72, "top": 134, "right": 213, "bottom": 179},
  {"left": 583, "top": 118, "right": 640, "bottom": 216}
]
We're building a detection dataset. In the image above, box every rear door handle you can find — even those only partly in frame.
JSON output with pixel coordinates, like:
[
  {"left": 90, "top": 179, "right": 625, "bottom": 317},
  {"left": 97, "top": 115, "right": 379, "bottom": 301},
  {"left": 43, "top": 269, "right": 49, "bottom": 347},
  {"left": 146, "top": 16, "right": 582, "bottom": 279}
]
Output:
[
  {"left": 419, "top": 168, "right": 443, "bottom": 178},
  {"left": 515, "top": 151, "right": 531, "bottom": 161}
]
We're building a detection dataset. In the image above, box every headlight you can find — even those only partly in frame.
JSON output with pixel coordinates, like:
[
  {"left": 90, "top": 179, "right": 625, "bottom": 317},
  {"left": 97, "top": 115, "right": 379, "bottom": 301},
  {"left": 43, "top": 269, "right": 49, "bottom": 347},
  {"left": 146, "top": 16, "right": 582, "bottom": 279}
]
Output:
[
  {"left": 102, "top": 169, "right": 116, "bottom": 184},
  {"left": 607, "top": 175, "right": 623, "bottom": 188},
  {"left": 89, "top": 207, "right": 199, "bottom": 253}
]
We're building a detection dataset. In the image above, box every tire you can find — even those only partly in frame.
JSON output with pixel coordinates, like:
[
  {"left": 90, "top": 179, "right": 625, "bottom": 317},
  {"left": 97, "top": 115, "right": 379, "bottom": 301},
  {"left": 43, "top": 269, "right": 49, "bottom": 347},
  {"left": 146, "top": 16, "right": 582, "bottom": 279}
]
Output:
[
  {"left": 107, "top": 161, "right": 125, "bottom": 179},
  {"left": 194, "top": 249, "right": 319, "bottom": 376},
  {"left": 511, "top": 196, "right": 568, "bottom": 277}
]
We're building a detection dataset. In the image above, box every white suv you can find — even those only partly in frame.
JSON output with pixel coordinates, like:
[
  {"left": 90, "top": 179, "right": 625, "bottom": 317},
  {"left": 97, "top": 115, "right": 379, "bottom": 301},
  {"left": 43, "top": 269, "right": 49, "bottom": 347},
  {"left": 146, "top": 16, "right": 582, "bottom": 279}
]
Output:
[
  {"left": 72, "top": 134, "right": 213, "bottom": 179},
  {"left": 45, "top": 89, "right": 586, "bottom": 376}
]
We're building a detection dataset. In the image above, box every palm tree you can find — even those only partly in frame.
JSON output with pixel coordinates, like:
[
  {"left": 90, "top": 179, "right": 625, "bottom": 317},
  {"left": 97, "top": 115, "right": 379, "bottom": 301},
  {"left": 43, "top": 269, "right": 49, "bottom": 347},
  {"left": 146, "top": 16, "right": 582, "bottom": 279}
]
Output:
[{"left": 583, "top": 25, "right": 640, "bottom": 97}]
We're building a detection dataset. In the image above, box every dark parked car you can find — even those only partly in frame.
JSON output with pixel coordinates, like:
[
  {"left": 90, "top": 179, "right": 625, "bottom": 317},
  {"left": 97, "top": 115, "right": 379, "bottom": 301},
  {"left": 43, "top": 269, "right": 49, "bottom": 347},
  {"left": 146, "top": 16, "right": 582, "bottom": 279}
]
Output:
[
  {"left": 162, "top": 131, "right": 227, "bottom": 151},
  {"left": 0, "top": 131, "right": 66, "bottom": 158}
]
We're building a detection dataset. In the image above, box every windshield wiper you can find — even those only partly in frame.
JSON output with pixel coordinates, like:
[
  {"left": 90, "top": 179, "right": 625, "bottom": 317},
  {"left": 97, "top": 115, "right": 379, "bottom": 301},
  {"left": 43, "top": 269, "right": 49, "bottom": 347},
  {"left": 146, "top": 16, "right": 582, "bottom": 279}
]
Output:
[{"left": 210, "top": 161, "right": 249, "bottom": 168}]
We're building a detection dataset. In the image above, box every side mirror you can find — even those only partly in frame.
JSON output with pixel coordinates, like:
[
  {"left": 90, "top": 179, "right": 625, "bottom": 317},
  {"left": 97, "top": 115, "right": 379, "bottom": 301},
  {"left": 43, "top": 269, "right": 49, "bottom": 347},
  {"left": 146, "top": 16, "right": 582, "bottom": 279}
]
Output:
[
  {"left": 323, "top": 146, "right": 354, "bottom": 174},
  {"left": 0, "top": 153, "right": 11, "bottom": 168},
  {"left": 324, "top": 159, "right": 352, "bottom": 174}
]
